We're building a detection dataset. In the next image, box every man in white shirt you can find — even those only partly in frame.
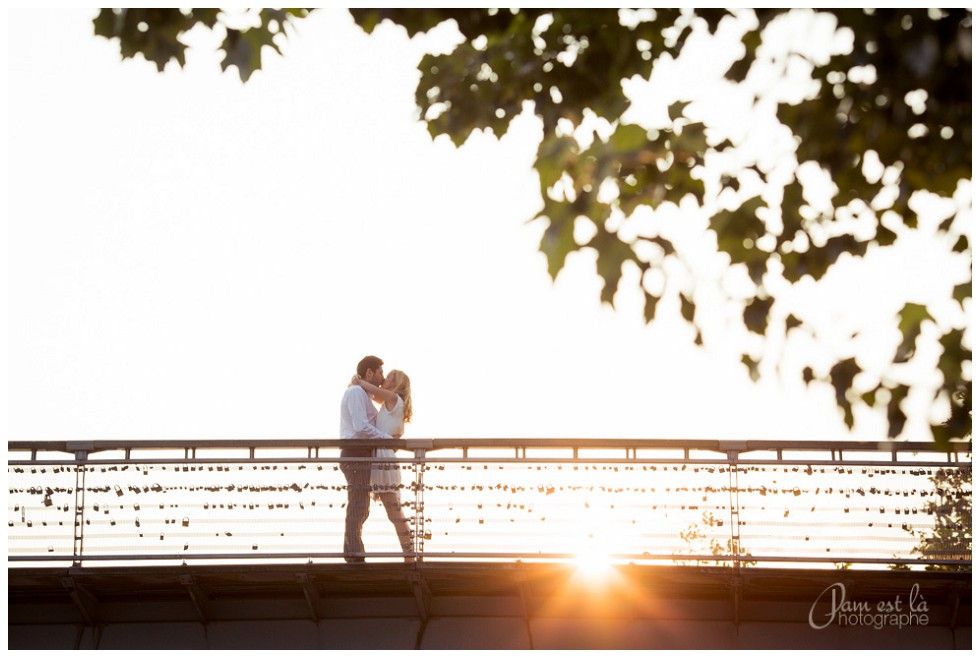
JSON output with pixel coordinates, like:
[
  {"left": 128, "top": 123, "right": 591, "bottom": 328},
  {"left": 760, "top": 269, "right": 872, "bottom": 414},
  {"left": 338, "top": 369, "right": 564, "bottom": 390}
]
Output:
[{"left": 339, "top": 355, "right": 392, "bottom": 562}]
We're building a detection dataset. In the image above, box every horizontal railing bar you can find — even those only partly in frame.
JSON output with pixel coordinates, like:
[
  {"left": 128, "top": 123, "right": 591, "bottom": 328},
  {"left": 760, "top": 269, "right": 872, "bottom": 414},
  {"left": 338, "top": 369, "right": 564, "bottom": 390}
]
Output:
[
  {"left": 409, "top": 554, "right": 971, "bottom": 566},
  {"left": 8, "top": 553, "right": 392, "bottom": 562},
  {"left": 8, "top": 438, "right": 971, "bottom": 454},
  {"left": 7, "top": 457, "right": 971, "bottom": 468},
  {"left": 8, "top": 553, "right": 970, "bottom": 565}
]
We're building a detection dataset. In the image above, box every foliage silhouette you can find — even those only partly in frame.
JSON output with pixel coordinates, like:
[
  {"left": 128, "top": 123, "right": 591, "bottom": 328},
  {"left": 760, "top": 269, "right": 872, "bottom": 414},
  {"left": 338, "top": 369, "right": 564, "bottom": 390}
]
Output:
[
  {"left": 913, "top": 467, "right": 972, "bottom": 571},
  {"left": 679, "top": 510, "right": 754, "bottom": 566},
  {"left": 93, "top": 9, "right": 971, "bottom": 443}
]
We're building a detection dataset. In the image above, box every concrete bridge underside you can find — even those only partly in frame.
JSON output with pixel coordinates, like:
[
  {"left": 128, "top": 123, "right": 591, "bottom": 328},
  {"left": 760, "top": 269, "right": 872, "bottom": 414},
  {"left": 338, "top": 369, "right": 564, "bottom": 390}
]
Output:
[{"left": 8, "top": 563, "right": 971, "bottom": 650}]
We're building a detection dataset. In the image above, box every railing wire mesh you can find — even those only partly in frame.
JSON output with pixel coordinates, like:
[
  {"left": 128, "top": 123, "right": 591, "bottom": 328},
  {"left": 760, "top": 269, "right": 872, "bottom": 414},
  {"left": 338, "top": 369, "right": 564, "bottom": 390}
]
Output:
[{"left": 7, "top": 440, "right": 971, "bottom": 569}]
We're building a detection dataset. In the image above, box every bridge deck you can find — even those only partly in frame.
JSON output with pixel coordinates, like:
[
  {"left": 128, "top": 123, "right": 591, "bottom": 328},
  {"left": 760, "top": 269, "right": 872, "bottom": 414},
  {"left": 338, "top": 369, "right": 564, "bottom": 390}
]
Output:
[{"left": 9, "top": 562, "right": 971, "bottom": 649}]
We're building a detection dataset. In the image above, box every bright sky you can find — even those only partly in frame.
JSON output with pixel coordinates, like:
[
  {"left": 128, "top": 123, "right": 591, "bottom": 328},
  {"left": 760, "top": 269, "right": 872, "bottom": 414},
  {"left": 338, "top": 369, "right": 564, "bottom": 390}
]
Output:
[{"left": 6, "top": 8, "right": 969, "bottom": 443}]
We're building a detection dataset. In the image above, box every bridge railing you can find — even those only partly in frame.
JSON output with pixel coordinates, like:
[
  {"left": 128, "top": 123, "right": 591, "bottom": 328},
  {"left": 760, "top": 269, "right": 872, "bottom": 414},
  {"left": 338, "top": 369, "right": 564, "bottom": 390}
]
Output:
[{"left": 7, "top": 439, "right": 972, "bottom": 569}]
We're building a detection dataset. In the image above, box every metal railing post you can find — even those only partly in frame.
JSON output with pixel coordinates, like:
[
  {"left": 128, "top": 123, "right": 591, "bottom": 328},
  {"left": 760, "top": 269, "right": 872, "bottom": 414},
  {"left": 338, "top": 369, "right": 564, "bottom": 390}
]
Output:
[
  {"left": 71, "top": 449, "right": 89, "bottom": 567},
  {"left": 727, "top": 450, "right": 742, "bottom": 573},
  {"left": 413, "top": 447, "right": 426, "bottom": 561}
]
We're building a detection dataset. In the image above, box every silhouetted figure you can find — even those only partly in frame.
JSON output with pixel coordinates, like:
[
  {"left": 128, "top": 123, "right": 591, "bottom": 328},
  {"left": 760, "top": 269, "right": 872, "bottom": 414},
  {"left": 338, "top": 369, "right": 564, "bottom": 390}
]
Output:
[
  {"left": 352, "top": 369, "right": 414, "bottom": 561},
  {"left": 338, "top": 355, "right": 390, "bottom": 563}
]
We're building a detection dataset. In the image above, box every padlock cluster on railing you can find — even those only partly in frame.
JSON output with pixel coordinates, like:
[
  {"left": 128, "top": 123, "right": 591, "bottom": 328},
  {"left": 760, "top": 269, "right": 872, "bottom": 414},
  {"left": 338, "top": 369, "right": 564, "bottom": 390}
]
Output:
[{"left": 7, "top": 439, "right": 972, "bottom": 569}]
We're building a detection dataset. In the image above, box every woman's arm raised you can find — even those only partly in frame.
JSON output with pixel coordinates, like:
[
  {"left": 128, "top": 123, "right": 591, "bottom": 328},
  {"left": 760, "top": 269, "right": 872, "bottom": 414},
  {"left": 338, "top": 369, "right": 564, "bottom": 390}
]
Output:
[{"left": 351, "top": 375, "right": 400, "bottom": 410}]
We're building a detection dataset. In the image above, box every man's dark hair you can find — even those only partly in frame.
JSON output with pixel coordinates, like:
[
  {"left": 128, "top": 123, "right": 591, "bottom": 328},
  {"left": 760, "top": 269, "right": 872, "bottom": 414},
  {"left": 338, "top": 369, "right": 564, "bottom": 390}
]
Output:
[{"left": 357, "top": 355, "right": 383, "bottom": 378}]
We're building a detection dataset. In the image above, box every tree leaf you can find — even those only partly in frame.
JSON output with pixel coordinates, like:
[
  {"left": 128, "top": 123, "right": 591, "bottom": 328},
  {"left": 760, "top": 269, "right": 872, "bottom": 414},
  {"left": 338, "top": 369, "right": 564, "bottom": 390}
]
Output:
[
  {"left": 860, "top": 387, "right": 879, "bottom": 408},
  {"left": 588, "top": 231, "right": 637, "bottom": 305},
  {"left": 220, "top": 29, "right": 259, "bottom": 82},
  {"left": 875, "top": 224, "right": 898, "bottom": 247},
  {"left": 92, "top": 9, "right": 118, "bottom": 39},
  {"left": 886, "top": 384, "right": 910, "bottom": 438},
  {"left": 830, "top": 357, "right": 860, "bottom": 428},
  {"left": 608, "top": 123, "right": 650, "bottom": 152},
  {"left": 744, "top": 297, "right": 774, "bottom": 335},
  {"left": 895, "top": 302, "right": 933, "bottom": 363},
  {"left": 710, "top": 196, "right": 766, "bottom": 255},
  {"left": 643, "top": 291, "right": 661, "bottom": 323},
  {"left": 667, "top": 100, "right": 689, "bottom": 122},
  {"left": 536, "top": 134, "right": 579, "bottom": 194},
  {"left": 679, "top": 291, "right": 695, "bottom": 323},
  {"left": 742, "top": 354, "right": 760, "bottom": 382},
  {"left": 697, "top": 9, "right": 734, "bottom": 34},
  {"left": 953, "top": 281, "right": 970, "bottom": 308},
  {"left": 537, "top": 200, "right": 579, "bottom": 281}
]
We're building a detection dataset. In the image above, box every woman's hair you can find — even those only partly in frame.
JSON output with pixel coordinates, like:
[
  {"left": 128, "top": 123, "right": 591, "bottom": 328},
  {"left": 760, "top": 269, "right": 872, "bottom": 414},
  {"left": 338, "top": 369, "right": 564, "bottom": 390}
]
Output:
[{"left": 389, "top": 369, "right": 413, "bottom": 423}]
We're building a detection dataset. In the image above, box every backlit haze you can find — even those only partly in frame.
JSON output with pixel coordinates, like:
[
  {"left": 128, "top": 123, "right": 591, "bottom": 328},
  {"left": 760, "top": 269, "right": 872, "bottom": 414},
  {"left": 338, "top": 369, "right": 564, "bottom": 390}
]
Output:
[{"left": 6, "top": 8, "right": 968, "bottom": 443}]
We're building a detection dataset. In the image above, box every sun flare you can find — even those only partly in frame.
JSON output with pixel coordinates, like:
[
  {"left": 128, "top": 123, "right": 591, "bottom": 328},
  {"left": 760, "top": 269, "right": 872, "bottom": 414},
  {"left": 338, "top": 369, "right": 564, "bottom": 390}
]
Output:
[{"left": 572, "top": 546, "right": 615, "bottom": 579}]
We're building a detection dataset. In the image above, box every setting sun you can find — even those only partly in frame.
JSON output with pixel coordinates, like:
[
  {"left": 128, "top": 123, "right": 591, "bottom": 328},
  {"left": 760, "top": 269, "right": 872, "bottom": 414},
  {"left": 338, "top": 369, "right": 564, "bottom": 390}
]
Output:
[{"left": 571, "top": 537, "right": 616, "bottom": 580}]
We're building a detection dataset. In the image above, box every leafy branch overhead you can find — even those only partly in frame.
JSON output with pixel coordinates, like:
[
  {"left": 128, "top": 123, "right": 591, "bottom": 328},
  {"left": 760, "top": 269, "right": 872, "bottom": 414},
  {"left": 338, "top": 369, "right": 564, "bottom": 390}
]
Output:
[
  {"left": 93, "top": 8, "right": 972, "bottom": 444},
  {"left": 93, "top": 8, "right": 311, "bottom": 82}
]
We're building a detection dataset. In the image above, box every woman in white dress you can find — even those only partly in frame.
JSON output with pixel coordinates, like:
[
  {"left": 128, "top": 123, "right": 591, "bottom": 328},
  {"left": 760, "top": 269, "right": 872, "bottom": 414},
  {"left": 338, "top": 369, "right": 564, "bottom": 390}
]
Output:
[{"left": 352, "top": 369, "right": 414, "bottom": 559}]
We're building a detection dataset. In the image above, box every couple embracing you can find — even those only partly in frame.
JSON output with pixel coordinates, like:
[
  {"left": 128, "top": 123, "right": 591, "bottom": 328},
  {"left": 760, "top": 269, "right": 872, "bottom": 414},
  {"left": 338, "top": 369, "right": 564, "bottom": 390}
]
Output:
[{"left": 338, "top": 355, "right": 414, "bottom": 563}]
